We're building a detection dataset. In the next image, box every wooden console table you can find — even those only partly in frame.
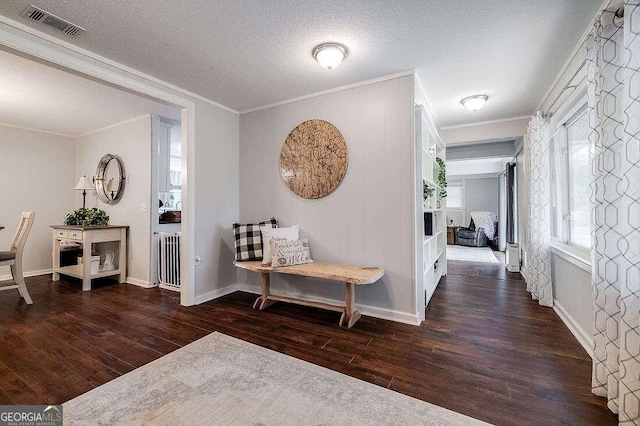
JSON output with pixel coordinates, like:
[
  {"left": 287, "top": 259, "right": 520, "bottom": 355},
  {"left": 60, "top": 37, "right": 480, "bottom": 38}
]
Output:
[
  {"left": 234, "top": 261, "right": 384, "bottom": 329},
  {"left": 51, "top": 225, "right": 128, "bottom": 291}
]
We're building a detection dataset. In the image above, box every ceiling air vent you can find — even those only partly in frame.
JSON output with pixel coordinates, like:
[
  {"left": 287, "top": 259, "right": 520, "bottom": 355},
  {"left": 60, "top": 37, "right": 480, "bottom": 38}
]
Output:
[{"left": 20, "top": 5, "right": 86, "bottom": 38}]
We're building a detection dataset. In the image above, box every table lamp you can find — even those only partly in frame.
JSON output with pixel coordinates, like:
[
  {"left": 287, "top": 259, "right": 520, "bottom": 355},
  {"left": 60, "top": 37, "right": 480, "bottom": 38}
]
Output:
[
  {"left": 74, "top": 175, "right": 94, "bottom": 209},
  {"left": 106, "top": 178, "right": 118, "bottom": 199}
]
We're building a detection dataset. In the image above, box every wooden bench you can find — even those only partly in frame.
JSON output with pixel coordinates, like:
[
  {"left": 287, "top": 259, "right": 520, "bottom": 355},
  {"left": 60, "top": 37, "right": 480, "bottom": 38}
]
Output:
[{"left": 233, "top": 261, "right": 384, "bottom": 328}]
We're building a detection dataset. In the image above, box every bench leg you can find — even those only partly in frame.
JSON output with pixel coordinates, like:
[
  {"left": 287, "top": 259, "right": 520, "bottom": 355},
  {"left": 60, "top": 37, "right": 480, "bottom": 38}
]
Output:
[
  {"left": 340, "top": 283, "right": 361, "bottom": 329},
  {"left": 253, "top": 272, "right": 276, "bottom": 310}
]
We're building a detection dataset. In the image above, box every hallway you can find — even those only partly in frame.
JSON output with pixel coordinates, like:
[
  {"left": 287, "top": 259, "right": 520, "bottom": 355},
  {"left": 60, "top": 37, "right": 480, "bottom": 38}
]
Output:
[
  {"left": 436, "top": 260, "right": 613, "bottom": 424},
  {"left": 0, "top": 265, "right": 615, "bottom": 424}
]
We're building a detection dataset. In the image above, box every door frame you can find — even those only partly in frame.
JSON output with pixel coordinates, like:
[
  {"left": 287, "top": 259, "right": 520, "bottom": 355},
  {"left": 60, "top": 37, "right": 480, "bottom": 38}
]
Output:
[{"left": 0, "top": 17, "right": 211, "bottom": 306}]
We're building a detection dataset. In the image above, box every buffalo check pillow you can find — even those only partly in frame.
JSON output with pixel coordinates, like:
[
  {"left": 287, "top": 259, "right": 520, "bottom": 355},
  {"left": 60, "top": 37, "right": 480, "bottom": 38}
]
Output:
[{"left": 233, "top": 217, "right": 278, "bottom": 261}]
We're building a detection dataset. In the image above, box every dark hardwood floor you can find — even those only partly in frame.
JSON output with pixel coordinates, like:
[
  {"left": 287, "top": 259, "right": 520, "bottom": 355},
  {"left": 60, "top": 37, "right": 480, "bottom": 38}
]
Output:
[{"left": 0, "top": 261, "right": 616, "bottom": 425}]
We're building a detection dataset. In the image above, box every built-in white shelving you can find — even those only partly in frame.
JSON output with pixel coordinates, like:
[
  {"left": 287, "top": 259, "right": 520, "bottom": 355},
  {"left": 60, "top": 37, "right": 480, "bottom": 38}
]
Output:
[
  {"left": 415, "top": 104, "right": 447, "bottom": 319},
  {"left": 423, "top": 229, "right": 444, "bottom": 244}
]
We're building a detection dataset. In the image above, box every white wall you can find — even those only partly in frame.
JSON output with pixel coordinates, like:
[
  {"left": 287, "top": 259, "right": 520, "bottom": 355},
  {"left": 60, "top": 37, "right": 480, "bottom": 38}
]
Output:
[
  {"left": 193, "top": 100, "right": 239, "bottom": 302},
  {"left": 551, "top": 253, "right": 593, "bottom": 351},
  {"left": 0, "top": 125, "right": 76, "bottom": 279},
  {"left": 463, "top": 177, "right": 500, "bottom": 219},
  {"left": 75, "top": 115, "right": 153, "bottom": 285},
  {"left": 447, "top": 177, "right": 499, "bottom": 226},
  {"left": 238, "top": 75, "right": 415, "bottom": 322}
]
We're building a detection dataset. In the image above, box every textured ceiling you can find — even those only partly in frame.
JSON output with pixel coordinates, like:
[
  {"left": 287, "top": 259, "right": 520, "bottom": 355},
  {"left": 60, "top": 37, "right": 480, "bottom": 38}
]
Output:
[
  {"left": 0, "top": 1, "right": 601, "bottom": 127},
  {"left": 0, "top": 47, "right": 179, "bottom": 135}
]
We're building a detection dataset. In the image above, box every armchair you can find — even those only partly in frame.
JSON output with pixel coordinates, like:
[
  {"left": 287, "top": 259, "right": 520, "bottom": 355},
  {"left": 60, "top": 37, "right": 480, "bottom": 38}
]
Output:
[{"left": 454, "top": 218, "right": 497, "bottom": 248}]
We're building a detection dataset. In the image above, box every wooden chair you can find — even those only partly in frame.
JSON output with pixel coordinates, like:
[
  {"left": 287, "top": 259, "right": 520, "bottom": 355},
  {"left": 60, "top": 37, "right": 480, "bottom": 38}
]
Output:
[{"left": 0, "top": 212, "right": 35, "bottom": 304}]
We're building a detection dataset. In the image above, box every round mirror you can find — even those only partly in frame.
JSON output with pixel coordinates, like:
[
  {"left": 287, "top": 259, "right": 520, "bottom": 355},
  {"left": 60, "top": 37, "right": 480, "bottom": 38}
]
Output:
[{"left": 95, "top": 154, "right": 125, "bottom": 204}]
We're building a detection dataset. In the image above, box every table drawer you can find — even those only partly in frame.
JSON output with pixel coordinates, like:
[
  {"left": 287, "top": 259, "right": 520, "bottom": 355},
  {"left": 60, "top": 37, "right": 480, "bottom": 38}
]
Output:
[
  {"left": 55, "top": 230, "right": 68, "bottom": 239},
  {"left": 67, "top": 230, "right": 83, "bottom": 241}
]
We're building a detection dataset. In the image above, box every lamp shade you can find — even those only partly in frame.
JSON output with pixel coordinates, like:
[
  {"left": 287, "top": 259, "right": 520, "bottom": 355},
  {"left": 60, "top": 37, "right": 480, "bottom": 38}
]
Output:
[
  {"left": 74, "top": 175, "right": 93, "bottom": 191},
  {"left": 106, "top": 178, "right": 118, "bottom": 192}
]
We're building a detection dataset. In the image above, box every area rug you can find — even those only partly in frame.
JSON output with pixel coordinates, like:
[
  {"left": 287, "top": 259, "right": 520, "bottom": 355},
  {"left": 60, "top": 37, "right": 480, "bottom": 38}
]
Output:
[
  {"left": 64, "top": 332, "right": 486, "bottom": 425},
  {"left": 447, "top": 245, "right": 500, "bottom": 264}
]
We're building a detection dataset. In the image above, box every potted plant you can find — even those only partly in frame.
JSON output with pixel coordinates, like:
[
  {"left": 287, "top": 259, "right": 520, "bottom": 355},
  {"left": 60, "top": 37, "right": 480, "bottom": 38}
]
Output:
[
  {"left": 64, "top": 208, "right": 110, "bottom": 226},
  {"left": 436, "top": 157, "right": 447, "bottom": 199},
  {"left": 423, "top": 180, "right": 435, "bottom": 209}
]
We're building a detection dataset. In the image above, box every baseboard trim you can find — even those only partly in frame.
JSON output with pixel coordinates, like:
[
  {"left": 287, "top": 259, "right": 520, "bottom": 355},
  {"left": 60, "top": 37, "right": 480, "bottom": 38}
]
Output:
[
  {"left": 0, "top": 270, "right": 159, "bottom": 290},
  {"left": 194, "top": 284, "right": 240, "bottom": 305},
  {"left": 191, "top": 282, "right": 421, "bottom": 326},
  {"left": 554, "top": 301, "right": 593, "bottom": 358},
  {"left": 0, "top": 269, "right": 51, "bottom": 282},
  {"left": 126, "top": 277, "right": 156, "bottom": 288},
  {"left": 159, "top": 283, "right": 181, "bottom": 293},
  {"left": 236, "top": 283, "right": 422, "bottom": 326}
]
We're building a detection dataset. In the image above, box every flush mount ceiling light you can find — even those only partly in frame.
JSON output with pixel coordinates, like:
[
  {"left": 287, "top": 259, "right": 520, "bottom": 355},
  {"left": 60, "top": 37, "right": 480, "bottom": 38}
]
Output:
[
  {"left": 312, "top": 43, "right": 348, "bottom": 71},
  {"left": 461, "top": 95, "right": 488, "bottom": 111}
]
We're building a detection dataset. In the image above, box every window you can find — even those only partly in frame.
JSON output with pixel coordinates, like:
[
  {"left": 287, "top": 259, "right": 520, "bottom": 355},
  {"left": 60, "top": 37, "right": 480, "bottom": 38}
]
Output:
[
  {"left": 549, "top": 105, "right": 591, "bottom": 249},
  {"left": 446, "top": 183, "right": 464, "bottom": 209}
]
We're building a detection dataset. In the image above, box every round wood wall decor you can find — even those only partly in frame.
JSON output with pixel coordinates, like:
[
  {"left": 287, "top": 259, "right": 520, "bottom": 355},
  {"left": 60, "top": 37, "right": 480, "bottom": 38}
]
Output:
[{"left": 280, "top": 119, "right": 348, "bottom": 199}]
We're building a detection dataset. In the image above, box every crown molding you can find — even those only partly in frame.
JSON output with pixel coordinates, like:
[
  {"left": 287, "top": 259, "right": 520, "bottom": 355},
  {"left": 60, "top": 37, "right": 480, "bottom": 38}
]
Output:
[
  {"left": 440, "top": 115, "right": 531, "bottom": 131},
  {"left": 1, "top": 114, "right": 154, "bottom": 140},
  {"left": 0, "top": 122, "right": 75, "bottom": 138},
  {"left": 75, "top": 114, "right": 150, "bottom": 138},
  {"left": 239, "top": 70, "right": 415, "bottom": 114}
]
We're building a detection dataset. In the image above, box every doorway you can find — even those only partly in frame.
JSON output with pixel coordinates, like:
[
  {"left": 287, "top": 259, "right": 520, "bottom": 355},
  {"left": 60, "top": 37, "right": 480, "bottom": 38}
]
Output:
[
  {"left": 444, "top": 172, "right": 503, "bottom": 265},
  {"left": 151, "top": 116, "right": 183, "bottom": 291},
  {"left": 0, "top": 31, "right": 196, "bottom": 304}
]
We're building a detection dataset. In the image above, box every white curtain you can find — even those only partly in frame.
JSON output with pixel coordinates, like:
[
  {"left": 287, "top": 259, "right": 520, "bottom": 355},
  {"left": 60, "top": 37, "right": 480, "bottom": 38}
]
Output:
[
  {"left": 523, "top": 112, "right": 553, "bottom": 307},
  {"left": 587, "top": 2, "right": 640, "bottom": 422}
]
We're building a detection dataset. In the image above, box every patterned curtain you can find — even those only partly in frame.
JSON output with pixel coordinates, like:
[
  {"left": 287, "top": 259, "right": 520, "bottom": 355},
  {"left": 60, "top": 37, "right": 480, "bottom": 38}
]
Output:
[
  {"left": 523, "top": 112, "right": 553, "bottom": 307},
  {"left": 587, "top": 2, "right": 640, "bottom": 422}
]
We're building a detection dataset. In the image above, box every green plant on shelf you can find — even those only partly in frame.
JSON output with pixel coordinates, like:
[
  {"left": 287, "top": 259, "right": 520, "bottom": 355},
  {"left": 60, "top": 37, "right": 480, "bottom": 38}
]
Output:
[
  {"left": 436, "top": 157, "right": 447, "bottom": 199},
  {"left": 64, "top": 208, "right": 110, "bottom": 226},
  {"left": 423, "top": 180, "right": 435, "bottom": 201}
]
